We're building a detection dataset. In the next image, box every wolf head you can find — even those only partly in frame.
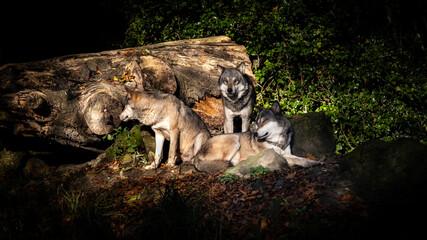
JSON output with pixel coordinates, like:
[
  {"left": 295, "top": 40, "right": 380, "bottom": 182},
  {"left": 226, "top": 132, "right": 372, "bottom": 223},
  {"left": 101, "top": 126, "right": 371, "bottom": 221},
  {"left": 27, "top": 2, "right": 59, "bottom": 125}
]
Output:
[
  {"left": 253, "top": 102, "right": 292, "bottom": 146},
  {"left": 119, "top": 88, "right": 140, "bottom": 122},
  {"left": 217, "top": 62, "right": 248, "bottom": 101}
]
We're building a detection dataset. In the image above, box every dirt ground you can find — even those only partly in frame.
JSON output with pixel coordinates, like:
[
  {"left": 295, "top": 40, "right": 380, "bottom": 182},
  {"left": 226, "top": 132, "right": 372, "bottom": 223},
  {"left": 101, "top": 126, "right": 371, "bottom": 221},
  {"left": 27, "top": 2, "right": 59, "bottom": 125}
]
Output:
[{"left": 1, "top": 153, "right": 425, "bottom": 240}]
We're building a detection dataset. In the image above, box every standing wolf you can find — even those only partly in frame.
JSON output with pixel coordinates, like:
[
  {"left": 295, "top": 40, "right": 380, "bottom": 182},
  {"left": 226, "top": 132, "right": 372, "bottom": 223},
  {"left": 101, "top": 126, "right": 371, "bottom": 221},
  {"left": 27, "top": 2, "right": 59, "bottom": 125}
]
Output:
[
  {"left": 119, "top": 88, "right": 210, "bottom": 169},
  {"left": 193, "top": 102, "right": 321, "bottom": 172},
  {"left": 218, "top": 62, "right": 255, "bottom": 133}
]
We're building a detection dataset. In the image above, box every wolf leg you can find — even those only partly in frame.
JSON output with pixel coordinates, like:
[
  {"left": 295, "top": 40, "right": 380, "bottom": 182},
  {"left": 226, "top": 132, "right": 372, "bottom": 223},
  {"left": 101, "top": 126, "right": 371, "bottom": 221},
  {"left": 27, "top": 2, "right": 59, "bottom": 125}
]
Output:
[
  {"left": 284, "top": 154, "right": 322, "bottom": 167},
  {"left": 145, "top": 129, "right": 165, "bottom": 169},
  {"left": 241, "top": 115, "right": 250, "bottom": 132},
  {"left": 223, "top": 109, "right": 234, "bottom": 133},
  {"left": 192, "top": 133, "right": 209, "bottom": 159},
  {"left": 166, "top": 130, "right": 179, "bottom": 167},
  {"left": 282, "top": 144, "right": 322, "bottom": 167},
  {"left": 224, "top": 118, "right": 234, "bottom": 133},
  {"left": 226, "top": 135, "right": 241, "bottom": 165}
]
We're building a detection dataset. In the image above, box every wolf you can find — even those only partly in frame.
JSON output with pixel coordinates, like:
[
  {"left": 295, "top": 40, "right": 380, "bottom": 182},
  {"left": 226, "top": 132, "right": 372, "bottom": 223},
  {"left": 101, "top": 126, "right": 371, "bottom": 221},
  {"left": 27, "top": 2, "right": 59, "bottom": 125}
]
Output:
[
  {"left": 218, "top": 62, "right": 255, "bottom": 133},
  {"left": 193, "top": 102, "right": 321, "bottom": 172},
  {"left": 119, "top": 88, "right": 211, "bottom": 169}
]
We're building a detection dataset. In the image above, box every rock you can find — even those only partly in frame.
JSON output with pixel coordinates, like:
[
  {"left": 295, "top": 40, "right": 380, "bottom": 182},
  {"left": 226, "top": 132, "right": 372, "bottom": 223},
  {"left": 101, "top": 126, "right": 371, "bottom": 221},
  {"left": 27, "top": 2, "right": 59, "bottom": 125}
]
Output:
[
  {"left": 224, "top": 148, "right": 288, "bottom": 178},
  {"left": 288, "top": 112, "right": 335, "bottom": 160},
  {"left": 23, "top": 158, "right": 51, "bottom": 179},
  {"left": 0, "top": 148, "right": 25, "bottom": 175},
  {"left": 340, "top": 138, "right": 427, "bottom": 201}
]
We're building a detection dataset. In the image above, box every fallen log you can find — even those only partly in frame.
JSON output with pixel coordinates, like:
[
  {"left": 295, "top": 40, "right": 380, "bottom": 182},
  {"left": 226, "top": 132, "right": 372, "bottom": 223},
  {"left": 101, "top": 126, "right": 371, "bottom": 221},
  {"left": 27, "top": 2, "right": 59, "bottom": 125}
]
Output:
[{"left": 0, "top": 36, "right": 255, "bottom": 151}]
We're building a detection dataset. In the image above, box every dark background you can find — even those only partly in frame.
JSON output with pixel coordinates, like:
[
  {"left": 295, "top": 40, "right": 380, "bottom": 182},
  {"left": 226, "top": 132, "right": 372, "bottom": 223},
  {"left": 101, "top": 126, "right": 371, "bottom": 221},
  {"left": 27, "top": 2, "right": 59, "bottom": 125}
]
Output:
[
  {"left": 1, "top": 0, "right": 426, "bottom": 65},
  {"left": 0, "top": 1, "right": 125, "bottom": 65}
]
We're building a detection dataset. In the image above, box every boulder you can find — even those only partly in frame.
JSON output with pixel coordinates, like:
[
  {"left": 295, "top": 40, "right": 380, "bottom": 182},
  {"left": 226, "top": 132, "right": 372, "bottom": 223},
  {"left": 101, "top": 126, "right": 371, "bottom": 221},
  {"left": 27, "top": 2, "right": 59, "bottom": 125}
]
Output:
[
  {"left": 340, "top": 138, "right": 427, "bottom": 201},
  {"left": 288, "top": 112, "right": 335, "bottom": 160},
  {"left": 224, "top": 148, "right": 288, "bottom": 178}
]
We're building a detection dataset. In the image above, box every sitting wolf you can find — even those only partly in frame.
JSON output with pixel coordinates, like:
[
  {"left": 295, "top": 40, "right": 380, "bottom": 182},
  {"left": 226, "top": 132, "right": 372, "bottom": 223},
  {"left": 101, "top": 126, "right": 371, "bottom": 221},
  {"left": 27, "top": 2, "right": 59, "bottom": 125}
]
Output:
[
  {"left": 193, "top": 102, "right": 321, "bottom": 172},
  {"left": 119, "top": 88, "right": 210, "bottom": 169}
]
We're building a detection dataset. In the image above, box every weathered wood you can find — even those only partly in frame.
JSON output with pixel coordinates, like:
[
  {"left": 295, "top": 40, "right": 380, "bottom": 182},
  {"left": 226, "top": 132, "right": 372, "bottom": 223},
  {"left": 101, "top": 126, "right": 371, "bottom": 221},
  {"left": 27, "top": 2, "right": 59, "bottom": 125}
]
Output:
[{"left": 0, "top": 36, "right": 254, "bottom": 151}]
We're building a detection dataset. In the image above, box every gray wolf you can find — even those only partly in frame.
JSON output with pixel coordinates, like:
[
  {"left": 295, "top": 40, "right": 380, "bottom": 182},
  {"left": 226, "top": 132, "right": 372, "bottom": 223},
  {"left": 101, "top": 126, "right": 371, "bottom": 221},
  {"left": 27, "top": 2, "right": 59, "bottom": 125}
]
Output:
[
  {"left": 193, "top": 102, "right": 321, "bottom": 172},
  {"left": 217, "top": 62, "right": 255, "bottom": 133},
  {"left": 119, "top": 88, "right": 211, "bottom": 169}
]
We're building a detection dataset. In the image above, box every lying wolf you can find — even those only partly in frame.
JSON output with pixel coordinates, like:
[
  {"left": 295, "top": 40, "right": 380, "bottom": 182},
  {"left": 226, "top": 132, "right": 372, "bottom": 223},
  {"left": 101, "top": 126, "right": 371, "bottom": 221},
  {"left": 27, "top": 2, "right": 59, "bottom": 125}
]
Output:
[
  {"left": 217, "top": 62, "right": 255, "bottom": 133},
  {"left": 119, "top": 88, "right": 210, "bottom": 169},
  {"left": 193, "top": 102, "right": 321, "bottom": 172}
]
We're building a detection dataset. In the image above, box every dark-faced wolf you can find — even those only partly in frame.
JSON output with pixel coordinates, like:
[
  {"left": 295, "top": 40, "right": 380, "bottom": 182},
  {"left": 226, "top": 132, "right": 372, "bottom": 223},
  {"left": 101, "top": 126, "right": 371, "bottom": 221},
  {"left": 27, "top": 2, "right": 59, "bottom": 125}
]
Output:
[
  {"left": 193, "top": 102, "right": 321, "bottom": 172},
  {"left": 217, "top": 62, "right": 255, "bottom": 133},
  {"left": 119, "top": 88, "right": 211, "bottom": 169}
]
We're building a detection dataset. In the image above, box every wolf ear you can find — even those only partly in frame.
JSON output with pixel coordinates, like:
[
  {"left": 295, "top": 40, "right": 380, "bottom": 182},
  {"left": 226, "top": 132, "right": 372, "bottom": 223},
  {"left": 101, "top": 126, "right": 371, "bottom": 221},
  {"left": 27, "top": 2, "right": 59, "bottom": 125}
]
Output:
[
  {"left": 237, "top": 62, "right": 245, "bottom": 74},
  {"left": 271, "top": 101, "right": 281, "bottom": 114},
  {"left": 125, "top": 86, "right": 139, "bottom": 101},
  {"left": 217, "top": 65, "right": 225, "bottom": 75}
]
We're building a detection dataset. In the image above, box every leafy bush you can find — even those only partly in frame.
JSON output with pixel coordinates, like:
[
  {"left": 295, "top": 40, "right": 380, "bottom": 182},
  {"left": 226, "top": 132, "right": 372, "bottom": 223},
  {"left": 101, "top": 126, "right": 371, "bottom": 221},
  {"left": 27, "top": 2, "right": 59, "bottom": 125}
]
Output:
[
  {"left": 105, "top": 125, "right": 146, "bottom": 163},
  {"left": 120, "top": 0, "right": 426, "bottom": 154},
  {"left": 218, "top": 173, "right": 239, "bottom": 183},
  {"left": 249, "top": 166, "right": 271, "bottom": 178}
]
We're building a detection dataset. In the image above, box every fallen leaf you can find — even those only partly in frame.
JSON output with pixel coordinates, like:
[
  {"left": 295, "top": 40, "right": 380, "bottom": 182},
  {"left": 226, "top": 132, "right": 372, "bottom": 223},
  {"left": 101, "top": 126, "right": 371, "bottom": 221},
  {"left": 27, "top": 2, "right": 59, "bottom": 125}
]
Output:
[
  {"left": 340, "top": 193, "right": 353, "bottom": 202},
  {"left": 260, "top": 218, "right": 268, "bottom": 230}
]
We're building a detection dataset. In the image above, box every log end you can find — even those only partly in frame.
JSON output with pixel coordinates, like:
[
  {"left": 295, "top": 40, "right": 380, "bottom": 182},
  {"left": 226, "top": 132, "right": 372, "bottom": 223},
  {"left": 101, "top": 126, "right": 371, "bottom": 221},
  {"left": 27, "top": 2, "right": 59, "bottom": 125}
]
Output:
[{"left": 79, "top": 83, "right": 125, "bottom": 135}]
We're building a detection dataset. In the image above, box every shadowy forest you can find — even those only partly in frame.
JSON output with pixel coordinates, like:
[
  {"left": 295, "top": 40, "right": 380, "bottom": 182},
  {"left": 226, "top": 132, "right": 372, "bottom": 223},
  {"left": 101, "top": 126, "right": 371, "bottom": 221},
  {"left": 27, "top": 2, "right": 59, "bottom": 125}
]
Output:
[{"left": 1, "top": 0, "right": 426, "bottom": 239}]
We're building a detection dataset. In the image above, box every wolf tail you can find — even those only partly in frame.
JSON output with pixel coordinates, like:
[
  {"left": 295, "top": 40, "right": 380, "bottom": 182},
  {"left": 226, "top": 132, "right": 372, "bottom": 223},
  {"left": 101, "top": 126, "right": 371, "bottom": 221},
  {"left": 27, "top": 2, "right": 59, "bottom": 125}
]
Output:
[{"left": 193, "top": 157, "right": 230, "bottom": 173}]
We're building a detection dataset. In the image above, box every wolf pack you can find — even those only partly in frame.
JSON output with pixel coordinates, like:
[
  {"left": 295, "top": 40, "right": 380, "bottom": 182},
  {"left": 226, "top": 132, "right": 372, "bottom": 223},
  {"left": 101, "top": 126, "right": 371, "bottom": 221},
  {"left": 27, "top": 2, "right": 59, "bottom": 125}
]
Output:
[{"left": 119, "top": 62, "right": 321, "bottom": 173}]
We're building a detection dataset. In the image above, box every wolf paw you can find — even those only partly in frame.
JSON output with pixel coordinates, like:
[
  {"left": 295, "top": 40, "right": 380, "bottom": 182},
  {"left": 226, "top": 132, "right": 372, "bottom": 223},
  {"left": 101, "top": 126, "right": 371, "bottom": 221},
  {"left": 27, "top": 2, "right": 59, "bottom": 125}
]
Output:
[
  {"left": 144, "top": 162, "right": 157, "bottom": 170},
  {"left": 166, "top": 156, "right": 177, "bottom": 168},
  {"left": 166, "top": 162, "right": 176, "bottom": 168}
]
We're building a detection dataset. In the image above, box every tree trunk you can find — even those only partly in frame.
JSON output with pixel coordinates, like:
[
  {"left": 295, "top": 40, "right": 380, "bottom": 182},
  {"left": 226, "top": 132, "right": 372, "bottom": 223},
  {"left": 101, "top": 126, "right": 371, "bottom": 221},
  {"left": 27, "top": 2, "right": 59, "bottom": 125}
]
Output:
[{"left": 0, "top": 36, "right": 254, "bottom": 151}]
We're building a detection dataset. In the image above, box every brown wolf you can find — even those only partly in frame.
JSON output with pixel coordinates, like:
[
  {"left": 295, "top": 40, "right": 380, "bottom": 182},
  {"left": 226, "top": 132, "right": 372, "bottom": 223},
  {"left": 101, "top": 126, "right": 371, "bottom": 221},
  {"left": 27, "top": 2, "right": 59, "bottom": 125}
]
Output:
[{"left": 119, "top": 88, "right": 210, "bottom": 169}]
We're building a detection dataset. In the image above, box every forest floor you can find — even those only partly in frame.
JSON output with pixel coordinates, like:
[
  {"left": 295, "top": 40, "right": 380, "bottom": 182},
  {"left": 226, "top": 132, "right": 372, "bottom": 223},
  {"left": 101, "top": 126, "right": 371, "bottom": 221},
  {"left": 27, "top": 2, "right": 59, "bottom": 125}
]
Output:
[{"left": 1, "top": 153, "right": 424, "bottom": 240}]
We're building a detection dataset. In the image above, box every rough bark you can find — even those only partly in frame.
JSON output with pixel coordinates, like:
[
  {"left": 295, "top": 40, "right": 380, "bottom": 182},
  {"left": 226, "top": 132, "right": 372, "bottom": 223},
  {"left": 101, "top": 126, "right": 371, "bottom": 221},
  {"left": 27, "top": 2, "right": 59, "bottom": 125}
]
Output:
[{"left": 0, "top": 36, "right": 254, "bottom": 151}]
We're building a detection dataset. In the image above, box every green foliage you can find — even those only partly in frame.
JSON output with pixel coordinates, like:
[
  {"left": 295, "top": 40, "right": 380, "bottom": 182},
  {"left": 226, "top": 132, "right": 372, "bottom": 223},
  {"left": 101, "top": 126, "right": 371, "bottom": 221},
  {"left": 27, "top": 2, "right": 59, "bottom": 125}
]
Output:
[
  {"left": 249, "top": 166, "right": 271, "bottom": 178},
  {"left": 218, "top": 173, "right": 239, "bottom": 183},
  {"left": 105, "top": 126, "right": 146, "bottom": 164},
  {"left": 121, "top": 0, "right": 426, "bottom": 154}
]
